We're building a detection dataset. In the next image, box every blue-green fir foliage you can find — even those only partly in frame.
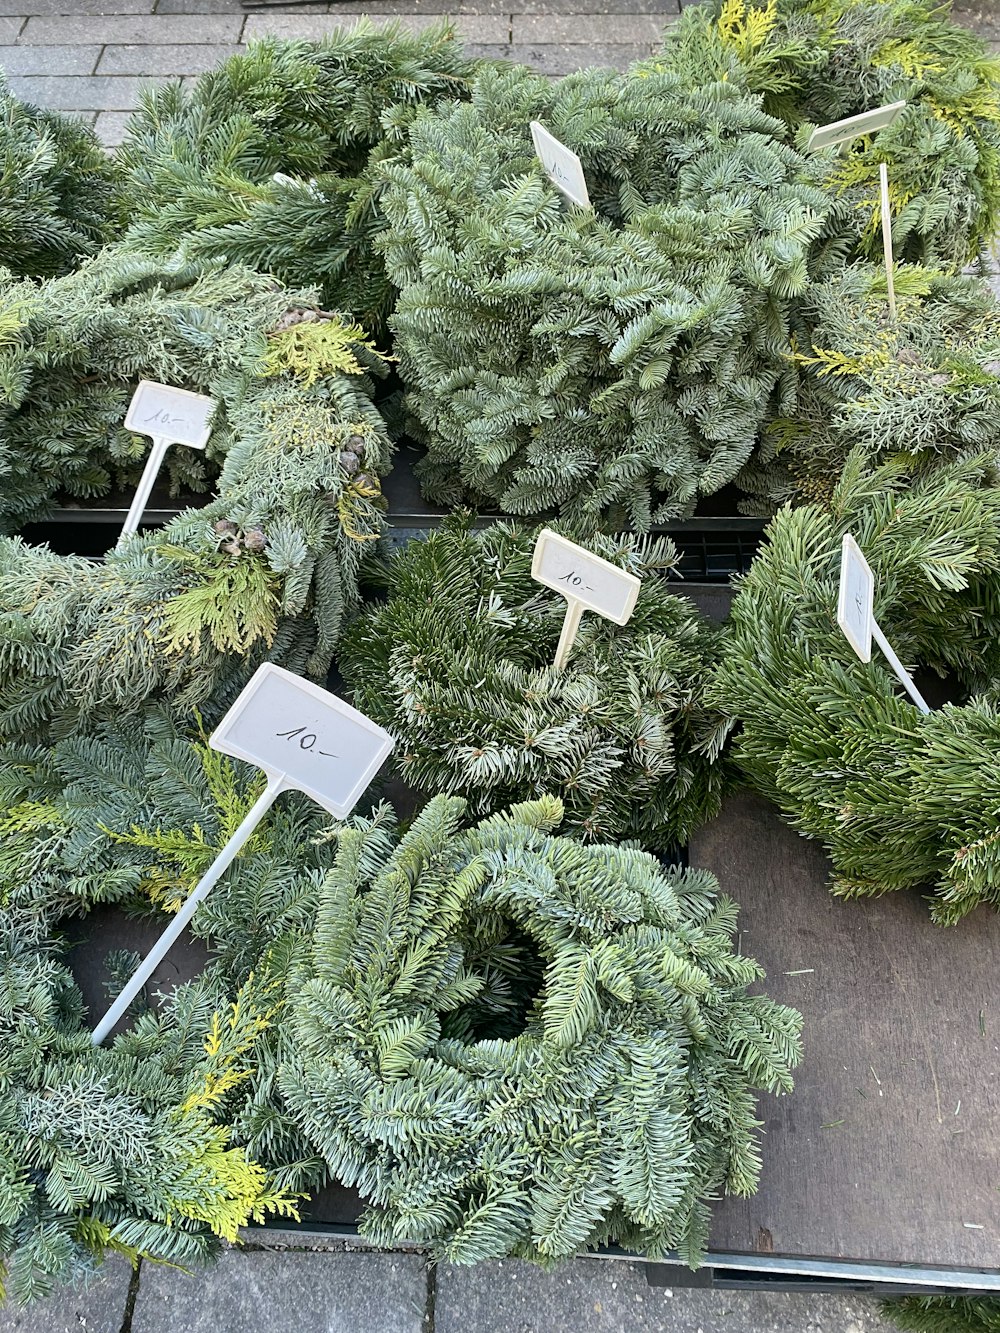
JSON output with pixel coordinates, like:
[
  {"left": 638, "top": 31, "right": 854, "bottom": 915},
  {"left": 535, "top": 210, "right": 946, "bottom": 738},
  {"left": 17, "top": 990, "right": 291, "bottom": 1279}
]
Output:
[
  {"left": 116, "top": 24, "right": 474, "bottom": 327},
  {"left": 712, "top": 450, "right": 1000, "bottom": 921},
  {"left": 380, "top": 61, "right": 829, "bottom": 527},
  {"left": 281, "top": 793, "right": 802, "bottom": 1265},
  {"left": 0, "top": 251, "right": 390, "bottom": 741},
  {"left": 0, "top": 78, "right": 125, "bottom": 279},
  {"left": 341, "top": 517, "right": 728, "bottom": 846}
]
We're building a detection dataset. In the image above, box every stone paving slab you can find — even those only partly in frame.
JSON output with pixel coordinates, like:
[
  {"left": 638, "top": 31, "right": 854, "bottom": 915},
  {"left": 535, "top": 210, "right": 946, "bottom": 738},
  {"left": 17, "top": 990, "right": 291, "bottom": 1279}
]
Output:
[
  {"left": 96, "top": 40, "right": 242, "bottom": 72},
  {"left": 0, "top": 41, "right": 101, "bottom": 70},
  {"left": 19, "top": 11, "right": 242, "bottom": 38},
  {"left": 0, "top": 1257, "right": 132, "bottom": 1333},
  {"left": 7, "top": 71, "right": 169, "bottom": 106},
  {"left": 434, "top": 1259, "right": 901, "bottom": 1333},
  {"left": 241, "top": 10, "right": 509, "bottom": 37},
  {"left": 131, "top": 1249, "right": 429, "bottom": 1333}
]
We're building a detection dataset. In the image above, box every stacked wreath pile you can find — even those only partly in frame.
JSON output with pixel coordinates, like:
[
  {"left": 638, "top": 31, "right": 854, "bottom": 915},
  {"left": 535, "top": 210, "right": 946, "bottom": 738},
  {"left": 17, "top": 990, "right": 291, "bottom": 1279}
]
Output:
[
  {"left": 0, "top": 76, "right": 125, "bottom": 279},
  {"left": 282, "top": 793, "right": 802, "bottom": 1264},
  {"left": 342, "top": 519, "right": 727, "bottom": 847},
  {"left": 713, "top": 451, "right": 1000, "bottom": 922},
  {"left": 658, "top": 0, "right": 1000, "bottom": 267},
  {"left": 379, "top": 61, "right": 829, "bottom": 526},
  {"left": 0, "top": 249, "right": 390, "bottom": 741},
  {"left": 117, "top": 23, "right": 474, "bottom": 328},
  {"left": 0, "top": 723, "right": 800, "bottom": 1290}
]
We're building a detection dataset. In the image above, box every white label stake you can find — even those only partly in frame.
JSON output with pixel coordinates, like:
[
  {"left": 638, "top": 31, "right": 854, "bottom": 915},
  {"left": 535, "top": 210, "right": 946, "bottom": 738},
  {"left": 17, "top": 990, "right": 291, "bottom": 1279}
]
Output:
[
  {"left": 879, "top": 162, "right": 897, "bottom": 321},
  {"left": 806, "top": 100, "right": 906, "bottom": 152},
  {"left": 531, "top": 529, "right": 641, "bottom": 671},
  {"left": 530, "top": 122, "right": 591, "bottom": 209},
  {"left": 837, "top": 534, "right": 929, "bottom": 714},
  {"left": 118, "top": 380, "right": 216, "bottom": 544},
  {"left": 91, "top": 664, "right": 393, "bottom": 1045}
]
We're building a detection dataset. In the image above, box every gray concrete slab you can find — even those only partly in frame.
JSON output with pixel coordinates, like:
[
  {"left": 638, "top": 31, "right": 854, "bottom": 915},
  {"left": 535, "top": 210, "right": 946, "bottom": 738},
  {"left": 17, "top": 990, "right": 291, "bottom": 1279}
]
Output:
[
  {"left": 5, "top": 71, "right": 169, "bottom": 106},
  {"left": 0, "top": 42, "right": 102, "bottom": 72},
  {"left": 241, "top": 11, "right": 508, "bottom": 39},
  {"left": 94, "top": 107, "right": 134, "bottom": 141},
  {"left": 512, "top": 11, "right": 667, "bottom": 40},
  {"left": 130, "top": 1249, "right": 429, "bottom": 1333},
  {"left": 0, "top": 15, "right": 22, "bottom": 37},
  {"left": 19, "top": 12, "right": 243, "bottom": 41},
  {"left": 96, "top": 41, "right": 243, "bottom": 72},
  {"left": 434, "top": 1260, "right": 901, "bottom": 1333},
  {"left": 0, "top": 1257, "right": 132, "bottom": 1333},
  {"left": 506, "top": 39, "right": 652, "bottom": 71}
]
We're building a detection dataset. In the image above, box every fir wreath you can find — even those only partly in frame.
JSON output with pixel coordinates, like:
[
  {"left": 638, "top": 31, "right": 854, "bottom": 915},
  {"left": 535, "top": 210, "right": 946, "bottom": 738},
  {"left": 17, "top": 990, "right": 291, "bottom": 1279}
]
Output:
[
  {"left": 379, "top": 61, "right": 830, "bottom": 526},
  {"left": 0, "top": 78, "right": 125, "bottom": 279},
  {"left": 281, "top": 793, "right": 803, "bottom": 1265},
  {"left": 0, "top": 714, "right": 334, "bottom": 1303},
  {"left": 658, "top": 0, "right": 1000, "bottom": 268},
  {"left": 0, "top": 249, "right": 391, "bottom": 742},
  {"left": 737, "top": 265, "right": 1000, "bottom": 510},
  {"left": 712, "top": 450, "right": 1000, "bottom": 922},
  {"left": 341, "top": 519, "right": 728, "bottom": 847},
  {"left": 116, "top": 24, "right": 474, "bottom": 329},
  {"left": 0, "top": 719, "right": 800, "bottom": 1294}
]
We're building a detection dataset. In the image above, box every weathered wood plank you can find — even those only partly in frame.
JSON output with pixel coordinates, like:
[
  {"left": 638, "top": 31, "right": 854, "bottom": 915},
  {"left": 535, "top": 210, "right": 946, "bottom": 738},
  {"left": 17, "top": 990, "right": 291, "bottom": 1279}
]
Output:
[{"left": 694, "top": 791, "right": 1000, "bottom": 1272}]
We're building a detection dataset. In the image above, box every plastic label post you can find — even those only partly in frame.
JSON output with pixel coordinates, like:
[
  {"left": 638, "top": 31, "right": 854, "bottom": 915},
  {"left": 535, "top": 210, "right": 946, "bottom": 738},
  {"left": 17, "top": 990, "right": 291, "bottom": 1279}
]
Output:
[
  {"left": 118, "top": 380, "right": 216, "bottom": 543},
  {"left": 531, "top": 528, "right": 641, "bottom": 671}
]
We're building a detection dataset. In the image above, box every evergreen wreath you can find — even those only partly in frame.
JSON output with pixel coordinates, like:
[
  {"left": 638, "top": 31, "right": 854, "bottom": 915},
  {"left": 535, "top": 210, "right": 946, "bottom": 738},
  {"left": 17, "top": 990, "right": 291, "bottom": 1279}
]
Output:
[
  {"left": 116, "top": 24, "right": 474, "bottom": 330},
  {"left": 281, "top": 793, "right": 803, "bottom": 1265},
  {"left": 0, "top": 249, "right": 391, "bottom": 742},
  {"left": 737, "top": 265, "right": 1000, "bottom": 510},
  {"left": 658, "top": 0, "right": 1000, "bottom": 268},
  {"left": 379, "top": 61, "right": 829, "bottom": 527},
  {"left": 341, "top": 518, "right": 727, "bottom": 847},
  {"left": 711, "top": 450, "right": 1000, "bottom": 922},
  {"left": 0, "top": 78, "right": 125, "bottom": 279},
  {"left": 0, "top": 713, "right": 339, "bottom": 1303}
]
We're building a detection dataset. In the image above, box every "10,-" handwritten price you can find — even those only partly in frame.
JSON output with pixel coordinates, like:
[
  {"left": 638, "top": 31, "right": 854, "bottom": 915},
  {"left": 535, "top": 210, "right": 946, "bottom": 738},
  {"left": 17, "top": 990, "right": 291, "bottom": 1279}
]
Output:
[{"left": 275, "top": 725, "right": 337, "bottom": 757}]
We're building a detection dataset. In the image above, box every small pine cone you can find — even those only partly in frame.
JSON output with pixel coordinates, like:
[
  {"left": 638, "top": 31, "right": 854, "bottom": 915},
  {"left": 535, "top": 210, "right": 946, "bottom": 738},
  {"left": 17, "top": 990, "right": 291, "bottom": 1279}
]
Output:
[
  {"left": 340, "top": 451, "right": 360, "bottom": 475},
  {"left": 354, "top": 472, "right": 378, "bottom": 491},
  {"left": 243, "top": 527, "right": 267, "bottom": 552},
  {"left": 897, "top": 347, "right": 921, "bottom": 366},
  {"left": 213, "top": 519, "right": 238, "bottom": 536},
  {"left": 344, "top": 434, "right": 366, "bottom": 455}
]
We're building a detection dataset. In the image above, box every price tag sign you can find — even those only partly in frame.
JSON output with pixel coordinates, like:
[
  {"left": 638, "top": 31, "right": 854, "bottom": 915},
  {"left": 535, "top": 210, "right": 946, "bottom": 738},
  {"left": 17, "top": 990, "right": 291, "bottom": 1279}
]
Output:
[
  {"left": 837, "top": 534, "right": 874, "bottom": 662},
  {"left": 533, "top": 529, "right": 640, "bottom": 624},
  {"left": 530, "top": 121, "right": 591, "bottom": 209},
  {"left": 806, "top": 100, "right": 906, "bottom": 152},
  {"left": 209, "top": 663, "right": 394, "bottom": 819},
  {"left": 91, "top": 665, "right": 393, "bottom": 1045},
  {"left": 124, "top": 379, "right": 215, "bottom": 451}
]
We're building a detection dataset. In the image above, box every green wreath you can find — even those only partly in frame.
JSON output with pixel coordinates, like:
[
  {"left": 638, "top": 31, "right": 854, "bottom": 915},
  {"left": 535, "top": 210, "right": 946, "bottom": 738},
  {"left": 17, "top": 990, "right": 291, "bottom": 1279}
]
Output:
[
  {"left": 713, "top": 451, "right": 1000, "bottom": 922},
  {"left": 342, "top": 518, "right": 728, "bottom": 847},
  {"left": 281, "top": 792, "right": 802, "bottom": 1264},
  {"left": 0, "top": 249, "right": 391, "bottom": 743}
]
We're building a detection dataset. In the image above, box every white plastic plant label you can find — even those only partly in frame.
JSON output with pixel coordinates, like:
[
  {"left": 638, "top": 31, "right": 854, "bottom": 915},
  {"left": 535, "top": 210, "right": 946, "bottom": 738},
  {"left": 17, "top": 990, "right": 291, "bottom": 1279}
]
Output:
[
  {"left": 124, "top": 379, "right": 215, "bottom": 451},
  {"left": 532, "top": 528, "right": 641, "bottom": 625},
  {"left": 530, "top": 121, "right": 591, "bottom": 208},
  {"left": 806, "top": 100, "right": 906, "bottom": 151},
  {"left": 209, "top": 663, "right": 394, "bottom": 819},
  {"left": 837, "top": 533, "right": 874, "bottom": 663}
]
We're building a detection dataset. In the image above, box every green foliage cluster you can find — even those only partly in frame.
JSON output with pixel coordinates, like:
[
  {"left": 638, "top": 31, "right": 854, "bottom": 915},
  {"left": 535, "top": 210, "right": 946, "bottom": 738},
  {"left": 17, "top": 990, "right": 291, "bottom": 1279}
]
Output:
[
  {"left": 712, "top": 451, "right": 1000, "bottom": 921},
  {"left": 341, "top": 519, "right": 727, "bottom": 846},
  {"left": 738, "top": 264, "right": 1000, "bottom": 509},
  {"left": 0, "top": 715, "right": 336, "bottom": 1301},
  {"left": 657, "top": 0, "right": 1000, "bottom": 267},
  {"left": 281, "top": 792, "right": 802, "bottom": 1264},
  {"left": 884, "top": 1297, "right": 1000, "bottom": 1333},
  {"left": 0, "top": 77, "right": 125, "bottom": 279},
  {"left": 117, "top": 23, "right": 474, "bottom": 329},
  {"left": 0, "top": 250, "right": 391, "bottom": 741},
  {"left": 0, "top": 720, "right": 800, "bottom": 1288},
  {"left": 380, "top": 61, "right": 829, "bottom": 527}
]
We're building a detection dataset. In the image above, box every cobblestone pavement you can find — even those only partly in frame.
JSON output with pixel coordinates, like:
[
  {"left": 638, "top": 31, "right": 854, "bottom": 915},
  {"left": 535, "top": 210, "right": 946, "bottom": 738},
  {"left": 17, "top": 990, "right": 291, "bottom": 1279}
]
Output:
[{"left": 0, "top": 0, "right": 994, "bottom": 147}]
